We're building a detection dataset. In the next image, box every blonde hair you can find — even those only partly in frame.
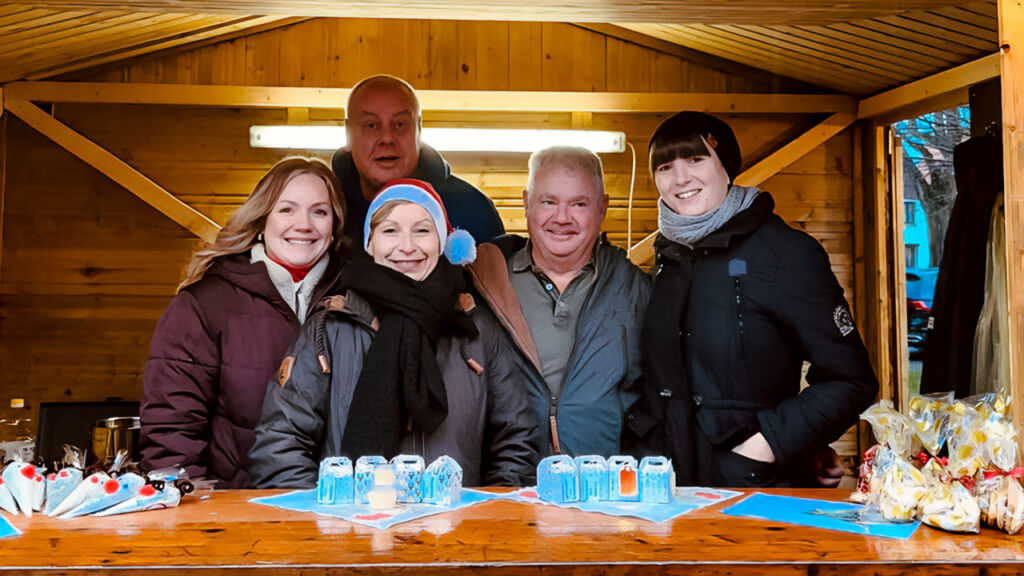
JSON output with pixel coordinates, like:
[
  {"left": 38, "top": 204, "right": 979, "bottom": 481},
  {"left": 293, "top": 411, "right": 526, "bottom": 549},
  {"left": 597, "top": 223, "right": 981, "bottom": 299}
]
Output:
[
  {"left": 179, "top": 158, "right": 348, "bottom": 290},
  {"left": 366, "top": 199, "right": 413, "bottom": 242}
]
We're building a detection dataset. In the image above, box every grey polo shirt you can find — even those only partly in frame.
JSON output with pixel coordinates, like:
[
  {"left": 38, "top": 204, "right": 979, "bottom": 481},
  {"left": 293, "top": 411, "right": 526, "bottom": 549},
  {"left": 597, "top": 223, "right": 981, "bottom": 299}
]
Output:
[{"left": 509, "top": 243, "right": 598, "bottom": 398}]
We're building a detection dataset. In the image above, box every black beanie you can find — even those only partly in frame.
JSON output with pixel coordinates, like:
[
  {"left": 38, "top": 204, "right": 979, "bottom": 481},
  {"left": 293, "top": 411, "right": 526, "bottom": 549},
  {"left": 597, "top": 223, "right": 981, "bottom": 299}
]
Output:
[{"left": 649, "top": 111, "right": 742, "bottom": 182}]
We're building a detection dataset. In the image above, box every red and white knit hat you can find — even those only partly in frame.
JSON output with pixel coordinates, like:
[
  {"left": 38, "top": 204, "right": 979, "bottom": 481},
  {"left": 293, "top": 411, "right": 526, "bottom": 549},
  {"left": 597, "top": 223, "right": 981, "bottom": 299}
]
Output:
[{"left": 364, "top": 178, "right": 477, "bottom": 265}]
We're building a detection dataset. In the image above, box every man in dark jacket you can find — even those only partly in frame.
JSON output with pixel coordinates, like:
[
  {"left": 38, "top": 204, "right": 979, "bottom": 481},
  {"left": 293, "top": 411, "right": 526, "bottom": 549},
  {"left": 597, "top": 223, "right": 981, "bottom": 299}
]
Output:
[
  {"left": 467, "top": 146, "right": 651, "bottom": 458},
  {"left": 332, "top": 74, "right": 504, "bottom": 246}
]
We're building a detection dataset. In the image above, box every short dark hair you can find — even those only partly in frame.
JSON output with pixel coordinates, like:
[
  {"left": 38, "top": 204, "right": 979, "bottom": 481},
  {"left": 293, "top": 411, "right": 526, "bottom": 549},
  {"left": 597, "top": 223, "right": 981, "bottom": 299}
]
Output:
[{"left": 648, "top": 111, "right": 742, "bottom": 182}]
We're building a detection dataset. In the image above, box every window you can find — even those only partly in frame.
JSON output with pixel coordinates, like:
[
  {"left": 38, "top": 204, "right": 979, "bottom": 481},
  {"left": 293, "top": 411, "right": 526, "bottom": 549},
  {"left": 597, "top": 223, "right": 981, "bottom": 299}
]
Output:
[
  {"left": 905, "top": 201, "right": 916, "bottom": 225},
  {"left": 906, "top": 245, "right": 918, "bottom": 269}
]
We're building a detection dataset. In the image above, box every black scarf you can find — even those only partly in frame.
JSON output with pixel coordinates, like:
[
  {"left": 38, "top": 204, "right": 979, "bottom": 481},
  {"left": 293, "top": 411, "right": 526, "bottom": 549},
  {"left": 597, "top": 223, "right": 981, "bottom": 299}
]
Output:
[
  {"left": 639, "top": 194, "right": 775, "bottom": 484},
  {"left": 337, "top": 253, "right": 477, "bottom": 459}
]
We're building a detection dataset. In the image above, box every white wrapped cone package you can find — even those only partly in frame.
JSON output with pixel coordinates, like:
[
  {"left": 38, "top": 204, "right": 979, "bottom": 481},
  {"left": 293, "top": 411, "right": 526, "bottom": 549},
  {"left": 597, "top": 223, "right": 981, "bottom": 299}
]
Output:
[
  {"left": 61, "top": 473, "right": 146, "bottom": 519},
  {"left": 49, "top": 471, "right": 110, "bottom": 517},
  {"left": 94, "top": 484, "right": 182, "bottom": 517},
  {"left": 43, "top": 468, "right": 83, "bottom": 516},
  {"left": 2, "top": 461, "right": 38, "bottom": 516},
  {"left": 0, "top": 479, "right": 18, "bottom": 514},
  {"left": 31, "top": 473, "right": 44, "bottom": 511}
]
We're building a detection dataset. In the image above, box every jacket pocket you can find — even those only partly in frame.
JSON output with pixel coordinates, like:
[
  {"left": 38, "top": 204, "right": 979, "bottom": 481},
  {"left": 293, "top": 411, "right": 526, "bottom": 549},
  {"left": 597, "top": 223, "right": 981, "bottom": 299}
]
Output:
[{"left": 719, "top": 448, "right": 777, "bottom": 488}]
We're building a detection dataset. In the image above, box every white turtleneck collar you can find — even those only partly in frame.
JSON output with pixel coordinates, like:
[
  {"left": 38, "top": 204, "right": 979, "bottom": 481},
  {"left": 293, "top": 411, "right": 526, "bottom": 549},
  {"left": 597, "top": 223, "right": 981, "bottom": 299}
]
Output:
[{"left": 250, "top": 243, "right": 329, "bottom": 320}]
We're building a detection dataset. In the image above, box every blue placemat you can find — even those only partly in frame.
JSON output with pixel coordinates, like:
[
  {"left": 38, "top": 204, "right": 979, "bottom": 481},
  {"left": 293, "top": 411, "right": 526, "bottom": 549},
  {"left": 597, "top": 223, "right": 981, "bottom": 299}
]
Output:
[
  {"left": 250, "top": 488, "right": 504, "bottom": 530},
  {"left": 0, "top": 513, "right": 21, "bottom": 540},
  {"left": 507, "top": 486, "right": 741, "bottom": 523},
  {"left": 722, "top": 492, "right": 920, "bottom": 540}
]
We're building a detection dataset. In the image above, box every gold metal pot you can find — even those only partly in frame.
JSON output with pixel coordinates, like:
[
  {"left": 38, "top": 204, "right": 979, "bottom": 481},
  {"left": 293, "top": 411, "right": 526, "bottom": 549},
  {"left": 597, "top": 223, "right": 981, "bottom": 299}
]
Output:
[{"left": 91, "top": 416, "right": 140, "bottom": 464}]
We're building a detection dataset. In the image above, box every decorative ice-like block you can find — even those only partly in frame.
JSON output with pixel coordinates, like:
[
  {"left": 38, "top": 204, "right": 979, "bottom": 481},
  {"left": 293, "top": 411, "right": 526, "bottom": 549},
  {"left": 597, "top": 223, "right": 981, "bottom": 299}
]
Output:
[
  {"left": 574, "top": 455, "right": 609, "bottom": 502},
  {"left": 354, "top": 456, "right": 387, "bottom": 504},
  {"left": 608, "top": 456, "right": 640, "bottom": 502},
  {"left": 639, "top": 456, "right": 673, "bottom": 503},
  {"left": 422, "top": 456, "right": 462, "bottom": 506},
  {"left": 317, "top": 457, "right": 354, "bottom": 505},
  {"left": 391, "top": 454, "right": 425, "bottom": 503},
  {"left": 538, "top": 455, "right": 578, "bottom": 503},
  {"left": 44, "top": 468, "right": 83, "bottom": 516}
]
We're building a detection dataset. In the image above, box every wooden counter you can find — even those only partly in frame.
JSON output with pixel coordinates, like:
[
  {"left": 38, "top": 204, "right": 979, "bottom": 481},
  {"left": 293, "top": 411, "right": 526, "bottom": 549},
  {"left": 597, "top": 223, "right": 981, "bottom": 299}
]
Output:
[{"left": 1, "top": 488, "right": 1022, "bottom": 574}]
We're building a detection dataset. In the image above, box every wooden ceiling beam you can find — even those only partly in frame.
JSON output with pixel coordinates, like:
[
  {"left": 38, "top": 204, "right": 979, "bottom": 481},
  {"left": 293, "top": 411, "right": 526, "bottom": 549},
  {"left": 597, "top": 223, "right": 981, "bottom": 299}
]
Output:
[
  {"left": 3, "top": 81, "right": 857, "bottom": 114},
  {"left": 856, "top": 52, "right": 999, "bottom": 120},
  {"left": 628, "top": 110, "right": 856, "bottom": 264},
  {"left": 3, "top": 98, "right": 220, "bottom": 241},
  {"left": 3, "top": 0, "right": 968, "bottom": 25}
]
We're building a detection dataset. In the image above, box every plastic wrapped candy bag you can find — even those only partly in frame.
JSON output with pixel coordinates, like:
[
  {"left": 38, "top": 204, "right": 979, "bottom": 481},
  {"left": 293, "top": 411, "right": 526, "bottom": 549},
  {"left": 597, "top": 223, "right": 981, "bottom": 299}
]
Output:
[
  {"left": 977, "top": 473, "right": 1024, "bottom": 534},
  {"left": 851, "top": 444, "right": 899, "bottom": 504},
  {"left": 947, "top": 404, "right": 991, "bottom": 478},
  {"left": 861, "top": 400, "right": 917, "bottom": 458},
  {"left": 982, "top": 415, "right": 1019, "bottom": 473},
  {"left": 908, "top": 392, "right": 954, "bottom": 456},
  {"left": 919, "top": 481, "right": 981, "bottom": 533},
  {"left": 877, "top": 459, "right": 930, "bottom": 522}
]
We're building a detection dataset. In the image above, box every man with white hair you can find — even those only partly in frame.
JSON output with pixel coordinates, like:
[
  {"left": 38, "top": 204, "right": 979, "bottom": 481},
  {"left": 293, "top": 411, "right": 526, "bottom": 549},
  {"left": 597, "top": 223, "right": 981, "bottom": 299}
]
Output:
[
  {"left": 332, "top": 74, "right": 504, "bottom": 246},
  {"left": 468, "top": 146, "right": 651, "bottom": 457}
]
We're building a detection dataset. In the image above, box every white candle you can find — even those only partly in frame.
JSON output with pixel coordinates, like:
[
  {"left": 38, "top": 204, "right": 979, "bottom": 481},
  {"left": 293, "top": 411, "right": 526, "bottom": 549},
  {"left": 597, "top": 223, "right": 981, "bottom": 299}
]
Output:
[
  {"left": 367, "top": 487, "right": 397, "bottom": 510},
  {"left": 373, "top": 465, "right": 396, "bottom": 487}
]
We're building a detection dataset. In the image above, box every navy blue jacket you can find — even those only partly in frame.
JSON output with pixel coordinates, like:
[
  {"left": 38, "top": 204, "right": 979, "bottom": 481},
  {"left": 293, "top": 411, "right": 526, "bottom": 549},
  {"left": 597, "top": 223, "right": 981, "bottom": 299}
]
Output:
[{"left": 332, "top": 144, "right": 505, "bottom": 246}]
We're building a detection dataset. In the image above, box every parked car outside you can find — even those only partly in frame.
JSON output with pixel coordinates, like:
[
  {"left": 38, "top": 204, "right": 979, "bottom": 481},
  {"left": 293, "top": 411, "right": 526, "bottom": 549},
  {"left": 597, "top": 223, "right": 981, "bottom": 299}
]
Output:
[{"left": 906, "top": 267, "right": 938, "bottom": 356}]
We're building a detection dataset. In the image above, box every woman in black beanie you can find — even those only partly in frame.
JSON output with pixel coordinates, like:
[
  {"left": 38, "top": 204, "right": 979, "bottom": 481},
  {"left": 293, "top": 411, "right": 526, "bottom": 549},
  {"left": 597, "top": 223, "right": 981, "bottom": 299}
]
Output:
[{"left": 629, "top": 111, "right": 878, "bottom": 487}]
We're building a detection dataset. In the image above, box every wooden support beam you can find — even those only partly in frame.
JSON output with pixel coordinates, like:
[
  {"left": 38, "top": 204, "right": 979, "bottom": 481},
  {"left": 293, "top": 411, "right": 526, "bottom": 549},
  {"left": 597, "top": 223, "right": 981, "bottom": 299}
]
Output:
[
  {"left": 628, "top": 111, "right": 857, "bottom": 264},
  {"left": 998, "top": 0, "right": 1024, "bottom": 447},
  {"left": 734, "top": 112, "right": 857, "bottom": 186},
  {"left": 3, "top": 81, "right": 857, "bottom": 114},
  {"left": 891, "top": 136, "right": 909, "bottom": 411},
  {"left": 0, "top": 113, "right": 6, "bottom": 287},
  {"left": 857, "top": 53, "right": 999, "bottom": 120},
  {"left": 872, "top": 123, "right": 895, "bottom": 406},
  {"left": 3, "top": 99, "right": 220, "bottom": 242}
]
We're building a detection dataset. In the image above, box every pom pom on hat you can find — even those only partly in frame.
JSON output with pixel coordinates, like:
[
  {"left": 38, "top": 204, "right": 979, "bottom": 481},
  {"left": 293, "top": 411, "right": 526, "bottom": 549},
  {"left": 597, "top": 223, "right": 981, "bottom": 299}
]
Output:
[
  {"left": 444, "top": 228, "right": 477, "bottom": 266},
  {"left": 365, "top": 178, "right": 477, "bottom": 265}
]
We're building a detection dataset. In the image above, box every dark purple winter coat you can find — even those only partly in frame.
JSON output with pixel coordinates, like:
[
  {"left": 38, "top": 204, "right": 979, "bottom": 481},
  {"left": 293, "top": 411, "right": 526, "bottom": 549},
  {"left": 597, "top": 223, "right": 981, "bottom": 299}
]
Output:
[{"left": 140, "top": 252, "right": 337, "bottom": 488}]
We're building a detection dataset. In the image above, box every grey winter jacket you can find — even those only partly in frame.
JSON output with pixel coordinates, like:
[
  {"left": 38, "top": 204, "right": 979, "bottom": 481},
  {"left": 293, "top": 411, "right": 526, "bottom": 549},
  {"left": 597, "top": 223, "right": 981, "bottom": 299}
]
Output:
[
  {"left": 247, "top": 290, "right": 539, "bottom": 488},
  {"left": 467, "top": 237, "right": 652, "bottom": 458}
]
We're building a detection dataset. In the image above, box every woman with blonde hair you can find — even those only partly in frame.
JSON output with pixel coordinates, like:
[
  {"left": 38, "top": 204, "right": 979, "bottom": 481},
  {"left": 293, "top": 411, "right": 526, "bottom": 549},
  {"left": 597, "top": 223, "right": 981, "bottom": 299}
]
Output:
[{"left": 141, "top": 157, "right": 349, "bottom": 488}]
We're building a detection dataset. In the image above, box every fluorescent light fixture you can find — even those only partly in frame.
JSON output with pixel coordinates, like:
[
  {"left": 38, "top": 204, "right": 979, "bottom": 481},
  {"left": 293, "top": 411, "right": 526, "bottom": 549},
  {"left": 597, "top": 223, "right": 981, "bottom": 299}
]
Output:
[{"left": 249, "top": 125, "right": 625, "bottom": 153}]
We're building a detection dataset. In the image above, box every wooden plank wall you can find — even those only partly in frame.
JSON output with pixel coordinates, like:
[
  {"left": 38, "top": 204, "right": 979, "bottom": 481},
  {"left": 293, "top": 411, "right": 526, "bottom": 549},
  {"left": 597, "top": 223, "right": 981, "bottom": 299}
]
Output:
[{"left": 0, "top": 19, "right": 856, "bottom": 456}]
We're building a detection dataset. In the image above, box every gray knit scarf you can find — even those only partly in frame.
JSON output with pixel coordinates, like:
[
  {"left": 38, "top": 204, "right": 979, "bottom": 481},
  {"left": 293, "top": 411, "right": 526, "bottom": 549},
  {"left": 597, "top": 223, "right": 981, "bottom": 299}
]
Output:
[{"left": 658, "top": 185, "right": 761, "bottom": 246}]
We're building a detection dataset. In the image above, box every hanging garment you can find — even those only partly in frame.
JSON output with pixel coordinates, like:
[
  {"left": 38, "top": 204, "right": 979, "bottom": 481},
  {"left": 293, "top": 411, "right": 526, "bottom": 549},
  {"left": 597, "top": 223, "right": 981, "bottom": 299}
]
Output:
[
  {"left": 972, "top": 191, "right": 1008, "bottom": 395},
  {"left": 920, "top": 133, "right": 1002, "bottom": 397}
]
